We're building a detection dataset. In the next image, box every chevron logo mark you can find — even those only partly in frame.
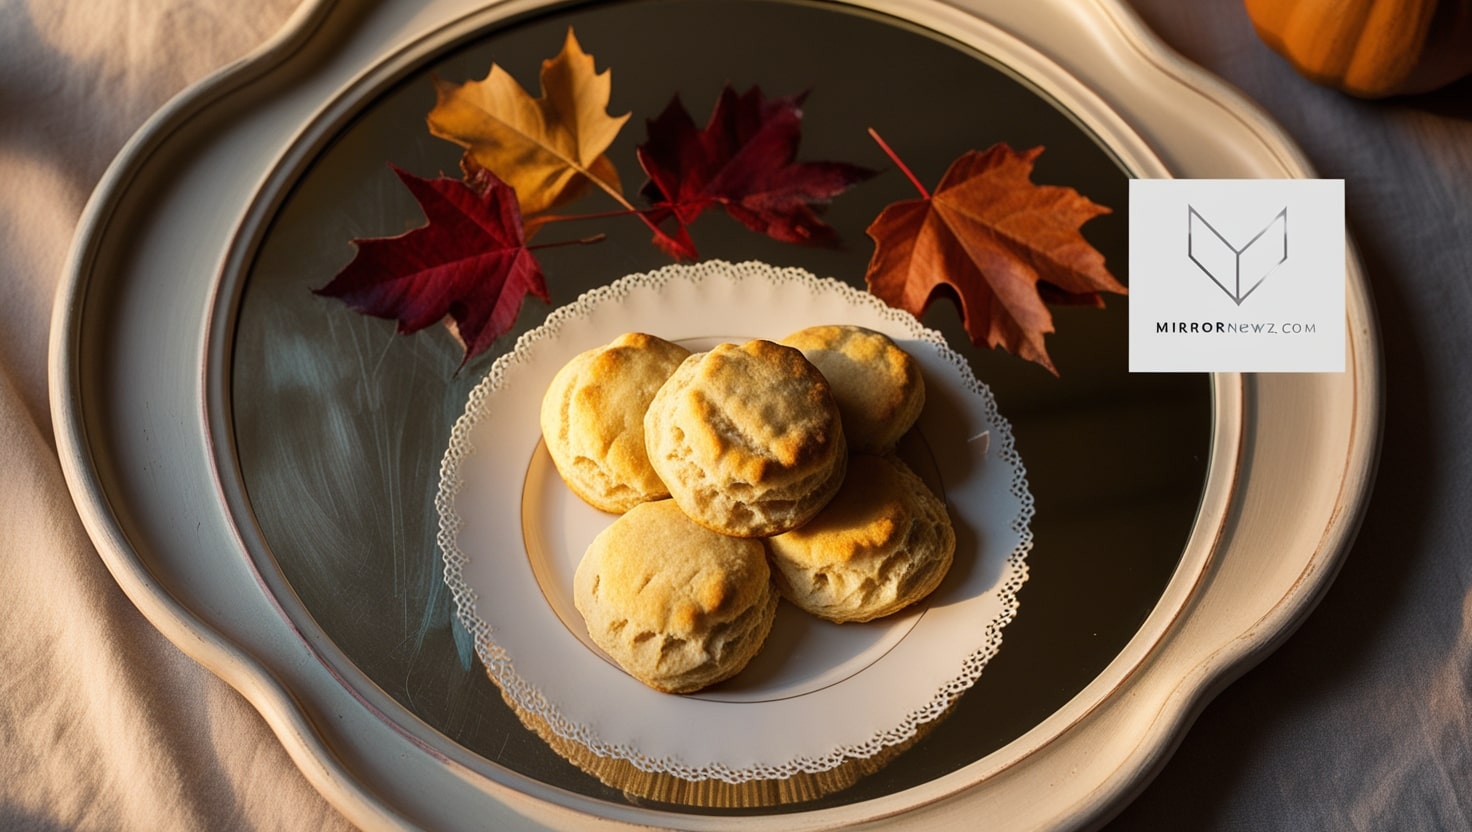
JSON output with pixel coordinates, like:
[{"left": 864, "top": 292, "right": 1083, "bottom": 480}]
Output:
[{"left": 1187, "top": 205, "right": 1287, "bottom": 306}]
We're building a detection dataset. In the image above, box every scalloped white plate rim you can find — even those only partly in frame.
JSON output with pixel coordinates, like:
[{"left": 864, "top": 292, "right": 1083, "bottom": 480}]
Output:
[{"left": 436, "top": 260, "right": 1035, "bottom": 780}]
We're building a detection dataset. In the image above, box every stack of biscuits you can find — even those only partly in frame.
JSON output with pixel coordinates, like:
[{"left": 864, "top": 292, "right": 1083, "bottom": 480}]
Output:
[{"left": 541, "top": 326, "right": 956, "bottom": 694}]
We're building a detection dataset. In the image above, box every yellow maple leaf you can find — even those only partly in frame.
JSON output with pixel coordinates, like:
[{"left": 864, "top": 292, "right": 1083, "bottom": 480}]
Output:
[{"left": 427, "top": 28, "right": 629, "bottom": 217}]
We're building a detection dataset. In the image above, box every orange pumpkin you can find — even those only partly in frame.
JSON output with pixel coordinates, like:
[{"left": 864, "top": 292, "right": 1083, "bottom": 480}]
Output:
[{"left": 1245, "top": 0, "right": 1472, "bottom": 97}]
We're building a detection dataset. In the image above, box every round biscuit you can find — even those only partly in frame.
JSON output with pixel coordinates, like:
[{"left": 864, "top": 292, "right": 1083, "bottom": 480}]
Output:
[
  {"left": 573, "top": 500, "right": 778, "bottom": 693},
  {"left": 767, "top": 454, "right": 955, "bottom": 623},
  {"left": 540, "top": 332, "right": 690, "bottom": 513},
  {"left": 780, "top": 325, "right": 925, "bottom": 453},
  {"left": 643, "top": 340, "right": 846, "bottom": 537}
]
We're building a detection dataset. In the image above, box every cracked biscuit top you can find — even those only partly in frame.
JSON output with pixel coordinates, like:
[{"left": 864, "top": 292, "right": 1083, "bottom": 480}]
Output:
[{"left": 643, "top": 340, "right": 846, "bottom": 538}]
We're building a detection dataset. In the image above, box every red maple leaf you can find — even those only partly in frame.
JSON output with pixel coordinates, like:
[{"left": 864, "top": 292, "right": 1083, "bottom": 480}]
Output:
[
  {"left": 636, "top": 85, "right": 872, "bottom": 255},
  {"left": 865, "top": 134, "right": 1125, "bottom": 375},
  {"left": 315, "top": 165, "right": 548, "bottom": 368}
]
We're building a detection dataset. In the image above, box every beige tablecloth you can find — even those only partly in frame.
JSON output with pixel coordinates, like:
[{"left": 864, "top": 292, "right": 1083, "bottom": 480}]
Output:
[
  {"left": 0, "top": 2, "right": 348, "bottom": 828},
  {"left": 4, "top": 0, "right": 1468, "bottom": 829}
]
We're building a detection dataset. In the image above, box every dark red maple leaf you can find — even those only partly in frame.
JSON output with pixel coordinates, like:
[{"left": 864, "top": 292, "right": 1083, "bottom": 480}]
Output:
[
  {"left": 315, "top": 165, "right": 548, "bottom": 368},
  {"left": 636, "top": 85, "right": 872, "bottom": 253}
]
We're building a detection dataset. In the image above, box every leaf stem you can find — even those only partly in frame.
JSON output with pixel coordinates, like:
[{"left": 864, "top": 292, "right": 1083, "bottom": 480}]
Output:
[
  {"left": 587, "top": 174, "right": 642, "bottom": 215},
  {"left": 528, "top": 233, "right": 607, "bottom": 251},
  {"left": 868, "top": 128, "right": 930, "bottom": 200},
  {"left": 535, "top": 207, "right": 645, "bottom": 224},
  {"left": 584, "top": 174, "right": 696, "bottom": 259}
]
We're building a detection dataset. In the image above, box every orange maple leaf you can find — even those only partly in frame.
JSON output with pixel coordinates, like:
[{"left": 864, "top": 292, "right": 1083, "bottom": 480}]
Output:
[
  {"left": 427, "top": 28, "right": 629, "bottom": 218},
  {"left": 864, "top": 133, "right": 1125, "bottom": 375}
]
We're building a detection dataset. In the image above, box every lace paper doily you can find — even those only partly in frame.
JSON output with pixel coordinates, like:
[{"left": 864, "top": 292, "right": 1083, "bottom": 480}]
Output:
[{"left": 435, "top": 260, "right": 1034, "bottom": 791}]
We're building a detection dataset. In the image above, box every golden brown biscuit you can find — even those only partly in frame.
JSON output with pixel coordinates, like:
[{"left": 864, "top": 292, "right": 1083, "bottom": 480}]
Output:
[
  {"left": 573, "top": 500, "right": 778, "bottom": 693},
  {"left": 643, "top": 340, "right": 847, "bottom": 537},
  {"left": 767, "top": 454, "right": 955, "bottom": 623},
  {"left": 540, "top": 332, "right": 691, "bottom": 513},
  {"left": 779, "top": 325, "right": 925, "bottom": 453}
]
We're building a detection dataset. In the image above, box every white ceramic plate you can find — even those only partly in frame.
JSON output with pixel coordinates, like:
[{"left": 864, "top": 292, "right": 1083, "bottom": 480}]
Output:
[{"left": 440, "top": 261, "right": 1033, "bottom": 779}]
